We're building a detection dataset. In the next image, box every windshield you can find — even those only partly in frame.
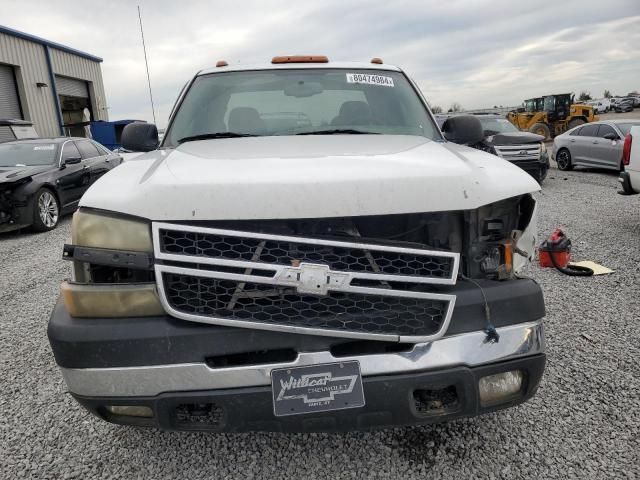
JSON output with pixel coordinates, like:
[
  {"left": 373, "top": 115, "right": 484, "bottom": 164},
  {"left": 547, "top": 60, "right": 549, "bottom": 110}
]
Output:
[
  {"left": 543, "top": 96, "right": 555, "bottom": 111},
  {"left": 478, "top": 117, "right": 519, "bottom": 134},
  {"left": 617, "top": 122, "right": 640, "bottom": 136},
  {"left": 0, "top": 143, "right": 58, "bottom": 167},
  {"left": 165, "top": 69, "right": 439, "bottom": 146},
  {"left": 524, "top": 99, "right": 541, "bottom": 113}
]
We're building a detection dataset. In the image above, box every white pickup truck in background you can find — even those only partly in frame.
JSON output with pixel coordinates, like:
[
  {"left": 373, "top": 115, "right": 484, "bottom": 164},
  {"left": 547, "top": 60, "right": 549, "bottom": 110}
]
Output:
[{"left": 619, "top": 126, "right": 639, "bottom": 195}]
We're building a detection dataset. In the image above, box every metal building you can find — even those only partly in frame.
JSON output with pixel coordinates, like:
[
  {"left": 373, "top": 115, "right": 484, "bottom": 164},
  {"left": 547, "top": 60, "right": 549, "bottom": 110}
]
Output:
[{"left": 0, "top": 25, "right": 108, "bottom": 139}]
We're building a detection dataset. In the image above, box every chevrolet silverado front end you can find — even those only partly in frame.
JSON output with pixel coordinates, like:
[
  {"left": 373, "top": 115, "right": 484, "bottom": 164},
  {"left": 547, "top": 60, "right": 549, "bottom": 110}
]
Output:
[{"left": 48, "top": 58, "right": 545, "bottom": 432}]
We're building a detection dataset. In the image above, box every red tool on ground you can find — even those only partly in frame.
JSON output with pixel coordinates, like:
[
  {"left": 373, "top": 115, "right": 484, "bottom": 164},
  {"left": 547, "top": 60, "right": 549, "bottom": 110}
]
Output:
[
  {"left": 539, "top": 228, "right": 571, "bottom": 268},
  {"left": 538, "top": 228, "right": 593, "bottom": 276}
]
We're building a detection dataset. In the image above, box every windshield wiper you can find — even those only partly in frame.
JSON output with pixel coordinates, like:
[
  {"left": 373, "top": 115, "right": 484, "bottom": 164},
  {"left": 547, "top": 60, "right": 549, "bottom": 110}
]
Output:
[
  {"left": 296, "top": 129, "right": 378, "bottom": 135},
  {"left": 177, "top": 132, "right": 259, "bottom": 144}
]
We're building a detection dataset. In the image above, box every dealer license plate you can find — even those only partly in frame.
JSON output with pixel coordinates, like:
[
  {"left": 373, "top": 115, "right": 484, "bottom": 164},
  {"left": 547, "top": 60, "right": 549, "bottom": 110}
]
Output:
[{"left": 271, "top": 361, "right": 365, "bottom": 417}]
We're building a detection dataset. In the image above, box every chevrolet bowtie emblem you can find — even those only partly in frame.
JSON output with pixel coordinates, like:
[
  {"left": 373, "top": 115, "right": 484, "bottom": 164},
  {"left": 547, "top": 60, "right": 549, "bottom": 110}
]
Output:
[{"left": 278, "top": 262, "right": 348, "bottom": 295}]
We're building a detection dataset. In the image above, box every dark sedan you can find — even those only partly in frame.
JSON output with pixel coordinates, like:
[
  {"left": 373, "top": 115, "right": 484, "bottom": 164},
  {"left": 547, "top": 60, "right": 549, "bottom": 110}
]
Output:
[
  {"left": 0, "top": 137, "right": 122, "bottom": 232},
  {"left": 615, "top": 100, "right": 634, "bottom": 113}
]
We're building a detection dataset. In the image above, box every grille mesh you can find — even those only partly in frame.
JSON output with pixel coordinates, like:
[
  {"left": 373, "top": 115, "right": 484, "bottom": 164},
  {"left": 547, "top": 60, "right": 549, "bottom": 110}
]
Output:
[
  {"left": 160, "top": 229, "right": 453, "bottom": 279},
  {"left": 493, "top": 144, "right": 541, "bottom": 161},
  {"left": 163, "top": 273, "right": 448, "bottom": 337}
]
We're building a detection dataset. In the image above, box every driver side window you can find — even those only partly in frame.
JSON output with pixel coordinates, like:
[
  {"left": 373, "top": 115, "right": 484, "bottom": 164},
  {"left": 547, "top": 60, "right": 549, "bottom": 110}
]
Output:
[
  {"left": 61, "top": 142, "right": 81, "bottom": 162},
  {"left": 597, "top": 124, "right": 616, "bottom": 138}
]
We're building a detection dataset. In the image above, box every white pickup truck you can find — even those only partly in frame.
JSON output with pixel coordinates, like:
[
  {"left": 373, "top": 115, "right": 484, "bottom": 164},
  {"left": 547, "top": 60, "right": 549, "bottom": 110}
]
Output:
[
  {"left": 619, "top": 126, "right": 639, "bottom": 195},
  {"left": 48, "top": 57, "right": 545, "bottom": 432}
]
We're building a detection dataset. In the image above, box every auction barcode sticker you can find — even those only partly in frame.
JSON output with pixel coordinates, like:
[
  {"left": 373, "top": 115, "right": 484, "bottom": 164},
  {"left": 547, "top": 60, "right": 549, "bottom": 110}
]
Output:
[{"left": 346, "top": 73, "right": 394, "bottom": 87}]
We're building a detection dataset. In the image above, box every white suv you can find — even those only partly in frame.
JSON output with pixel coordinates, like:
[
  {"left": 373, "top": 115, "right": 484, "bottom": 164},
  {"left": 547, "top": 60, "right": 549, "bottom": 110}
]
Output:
[
  {"left": 48, "top": 57, "right": 545, "bottom": 432},
  {"left": 619, "top": 126, "right": 639, "bottom": 194}
]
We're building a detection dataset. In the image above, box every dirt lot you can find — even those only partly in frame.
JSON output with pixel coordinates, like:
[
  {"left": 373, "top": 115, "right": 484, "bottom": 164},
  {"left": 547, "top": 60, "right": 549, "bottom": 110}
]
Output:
[
  {"left": 598, "top": 110, "right": 640, "bottom": 121},
  {"left": 1, "top": 166, "right": 639, "bottom": 479}
]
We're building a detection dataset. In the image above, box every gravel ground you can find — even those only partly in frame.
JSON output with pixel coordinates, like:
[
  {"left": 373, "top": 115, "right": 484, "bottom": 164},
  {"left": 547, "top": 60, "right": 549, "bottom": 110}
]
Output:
[{"left": 1, "top": 166, "right": 639, "bottom": 479}]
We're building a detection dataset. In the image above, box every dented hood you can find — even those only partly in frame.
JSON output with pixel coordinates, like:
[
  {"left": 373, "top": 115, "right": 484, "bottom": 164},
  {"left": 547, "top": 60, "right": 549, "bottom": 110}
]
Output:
[
  {"left": 0, "top": 165, "right": 50, "bottom": 184},
  {"left": 80, "top": 135, "right": 540, "bottom": 220}
]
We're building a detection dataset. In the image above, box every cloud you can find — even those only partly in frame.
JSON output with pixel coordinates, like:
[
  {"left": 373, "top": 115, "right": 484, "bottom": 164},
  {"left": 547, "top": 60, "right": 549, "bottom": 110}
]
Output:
[{"left": 2, "top": 0, "right": 639, "bottom": 124}]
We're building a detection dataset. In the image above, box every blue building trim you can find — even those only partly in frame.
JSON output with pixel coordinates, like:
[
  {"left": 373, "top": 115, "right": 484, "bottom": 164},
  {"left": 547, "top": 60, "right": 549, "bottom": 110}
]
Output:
[
  {"left": 0, "top": 24, "right": 103, "bottom": 63},
  {"left": 44, "top": 45, "right": 65, "bottom": 135}
]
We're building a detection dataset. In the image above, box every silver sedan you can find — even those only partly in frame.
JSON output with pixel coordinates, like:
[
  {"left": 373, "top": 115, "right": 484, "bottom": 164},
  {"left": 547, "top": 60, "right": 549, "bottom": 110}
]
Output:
[{"left": 552, "top": 120, "right": 640, "bottom": 171}]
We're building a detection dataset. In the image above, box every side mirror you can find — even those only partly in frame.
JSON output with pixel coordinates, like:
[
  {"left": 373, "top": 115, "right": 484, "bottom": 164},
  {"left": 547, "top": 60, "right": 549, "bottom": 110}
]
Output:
[
  {"left": 442, "top": 115, "right": 485, "bottom": 145},
  {"left": 121, "top": 122, "right": 159, "bottom": 152},
  {"left": 62, "top": 156, "right": 82, "bottom": 167},
  {"left": 603, "top": 132, "right": 618, "bottom": 141}
]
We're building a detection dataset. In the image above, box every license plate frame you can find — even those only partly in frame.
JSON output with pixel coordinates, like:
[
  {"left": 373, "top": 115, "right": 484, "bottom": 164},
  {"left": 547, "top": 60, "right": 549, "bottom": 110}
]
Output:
[{"left": 271, "top": 361, "right": 365, "bottom": 417}]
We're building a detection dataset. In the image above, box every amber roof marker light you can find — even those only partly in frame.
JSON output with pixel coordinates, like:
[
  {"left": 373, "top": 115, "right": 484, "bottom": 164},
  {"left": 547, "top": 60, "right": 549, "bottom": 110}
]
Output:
[
  {"left": 216, "top": 60, "right": 228, "bottom": 67},
  {"left": 370, "top": 57, "right": 383, "bottom": 64},
  {"left": 271, "top": 55, "right": 329, "bottom": 64}
]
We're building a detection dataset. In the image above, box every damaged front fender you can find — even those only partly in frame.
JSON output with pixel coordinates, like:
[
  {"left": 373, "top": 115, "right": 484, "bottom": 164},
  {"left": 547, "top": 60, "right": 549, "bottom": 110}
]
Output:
[
  {"left": 0, "top": 178, "right": 35, "bottom": 232},
  {"left": 513, "top": 197, "right": 537, "bottom": 274}
]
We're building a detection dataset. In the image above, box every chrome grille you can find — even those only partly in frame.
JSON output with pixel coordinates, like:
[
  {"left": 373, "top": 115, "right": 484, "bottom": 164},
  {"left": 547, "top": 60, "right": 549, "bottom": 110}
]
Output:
[
  {"left": 159, "top": 229, "right": 454, "bottom": 280},
  {"left": 493, "top": 144, "right": 541, "bottom": 161},
  {"left": 163, "top": 273, "right": 449, "bottom": 337},
  {"left": 153, "top": 222, "right": 458, "bottom": 342}
]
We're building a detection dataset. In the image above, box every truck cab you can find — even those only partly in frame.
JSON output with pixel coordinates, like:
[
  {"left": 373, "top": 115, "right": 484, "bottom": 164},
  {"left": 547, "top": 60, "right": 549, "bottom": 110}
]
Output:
[{"left": 48, "top": 57, "right": 546, "bottom": 432}]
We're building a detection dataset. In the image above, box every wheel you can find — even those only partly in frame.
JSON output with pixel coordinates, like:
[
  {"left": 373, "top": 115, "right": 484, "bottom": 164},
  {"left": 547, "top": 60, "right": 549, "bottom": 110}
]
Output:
[
  {"left": 556, "top": 148, "right": 573, "bottom": 171},
  {"left": 567, "top": 118, "right": 586, "bottom": 130},
  {"left": 529, "top": 123, "right": 551, "bottom": 140},
  {"left": 32, "top": 188, "right": 60, "bottom": 232}
]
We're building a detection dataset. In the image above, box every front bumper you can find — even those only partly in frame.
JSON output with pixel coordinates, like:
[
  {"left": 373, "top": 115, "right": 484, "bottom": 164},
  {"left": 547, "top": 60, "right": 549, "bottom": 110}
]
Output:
[
  {"left": 48, "top": 277, "right": 546, "bottom": 432},
  {"left": 73, "top": 354, "right": 545, "bottom": 432},
  {"left": 510, "top": 152, "right": 549, "bottom": 182}
]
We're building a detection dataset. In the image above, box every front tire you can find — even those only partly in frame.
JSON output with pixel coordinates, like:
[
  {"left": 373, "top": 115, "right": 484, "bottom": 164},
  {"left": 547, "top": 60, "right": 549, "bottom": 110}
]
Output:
[
  {"left": 556, "top": 148, "right": 573, "bottom": 171},
  {"left": 529, "top": 123, "right": 551, "bottom": 140},
  {"left": 32, "top": 188, "right": 60, "bottom": 232}
]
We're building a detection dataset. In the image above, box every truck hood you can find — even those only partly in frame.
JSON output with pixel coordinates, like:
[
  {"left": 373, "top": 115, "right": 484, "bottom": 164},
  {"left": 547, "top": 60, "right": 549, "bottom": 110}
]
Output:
[
  {"left": 485, "top": 131, "right": 544, "bottom": 146},
  {"left": 80, "top": 135, "right": 540, "bottom": 220},
  {"left": 0, "top": 165, "right": 50, "bottom": 185}
]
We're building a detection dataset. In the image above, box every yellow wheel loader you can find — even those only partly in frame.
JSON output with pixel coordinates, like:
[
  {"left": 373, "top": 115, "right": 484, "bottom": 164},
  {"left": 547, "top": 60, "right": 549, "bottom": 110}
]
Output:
[{"left": 507, "top": 93, "right": 598, "bottom": 140}]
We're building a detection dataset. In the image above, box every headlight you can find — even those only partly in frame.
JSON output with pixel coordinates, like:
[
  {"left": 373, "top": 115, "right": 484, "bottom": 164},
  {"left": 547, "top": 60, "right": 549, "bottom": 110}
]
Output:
[
  {"left": 72, "top": 210, "right": 152, "bottom": 252},
  {"left": 63, "top": 210, "right": 162, "bottom": 318},
  {"left": 539, "top": 141, "right": 547, "bottom": 155}
]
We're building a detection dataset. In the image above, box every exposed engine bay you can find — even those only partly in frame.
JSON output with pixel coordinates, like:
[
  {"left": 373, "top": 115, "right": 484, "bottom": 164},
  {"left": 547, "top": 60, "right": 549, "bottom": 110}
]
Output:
[
  {"left": 172, "top": 194, "right": 537, "bottom": 280},
  {"left": 76, "top": 194, "right": 536, "bottom": 286}
]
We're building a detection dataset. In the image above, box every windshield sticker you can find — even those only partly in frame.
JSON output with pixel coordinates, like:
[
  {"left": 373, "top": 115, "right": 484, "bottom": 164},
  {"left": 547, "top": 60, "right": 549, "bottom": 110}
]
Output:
[
  {"left": 33, "top": 145, "right": 55, "bottom": 151},
  {"left": 346, "top": 73, "right": 394, "bottom": 87}
]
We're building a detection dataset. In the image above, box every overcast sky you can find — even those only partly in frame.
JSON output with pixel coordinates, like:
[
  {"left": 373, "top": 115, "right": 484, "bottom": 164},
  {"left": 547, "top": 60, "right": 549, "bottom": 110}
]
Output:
[{"left": 4, "top": 0, "right": 640, "bottom": 127}]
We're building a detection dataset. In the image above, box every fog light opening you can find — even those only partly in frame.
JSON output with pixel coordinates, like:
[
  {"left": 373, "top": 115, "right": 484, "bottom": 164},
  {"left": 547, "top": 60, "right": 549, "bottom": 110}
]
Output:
[
  {"left": 478, "top": 370, "right": 524, "bottom": 407},
  {"left": 413, "top": 385, "right": 459, "bottom": 416}
]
